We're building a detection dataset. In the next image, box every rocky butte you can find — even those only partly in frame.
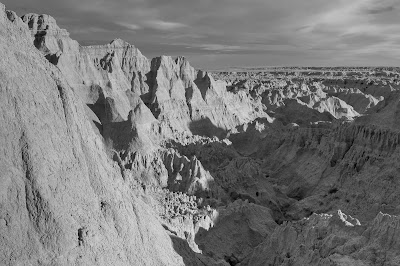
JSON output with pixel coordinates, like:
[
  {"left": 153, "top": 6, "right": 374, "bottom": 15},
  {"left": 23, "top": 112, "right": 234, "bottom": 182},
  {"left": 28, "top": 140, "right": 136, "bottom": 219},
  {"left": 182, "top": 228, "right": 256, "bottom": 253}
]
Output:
[{"left": 1, "top": 2, "right": 400, "bottom": 266}]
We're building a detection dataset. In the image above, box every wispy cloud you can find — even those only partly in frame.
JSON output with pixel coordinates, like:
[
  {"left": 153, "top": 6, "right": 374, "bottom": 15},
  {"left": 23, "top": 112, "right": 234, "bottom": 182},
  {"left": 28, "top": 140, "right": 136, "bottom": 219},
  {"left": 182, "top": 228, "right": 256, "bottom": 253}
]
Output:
[
  {"left": 143, "top": 20, "right": 187, "bottom": 31},
  {"left": 70, "top": 26, "right": 109, "bottom": 34},
  {"left": 162, "top": 33, "right": 205, "bottom": 40},
  {"left": 195, "top": 44, "right": 244, "bottom": 51},
  {"left": 302, "top": 0, "right": 400, "bottom": 37},
  {"left": 184, "top": 43, "right": 299, "bottom": 53},
  {"left": 361, "top": 0, "right": 397, "bottom": 14},
  {"left": 115, "top": 22, "right": 142, "bottom": 31},
  {"left": 4, "top": 0, "right": 400, "bottom": 68},
  {"left": 352, "top": 41, "right": 400, "bottom": 58},
  {"left": 292, "top": 0, "right": 400, "bottom": 62}
]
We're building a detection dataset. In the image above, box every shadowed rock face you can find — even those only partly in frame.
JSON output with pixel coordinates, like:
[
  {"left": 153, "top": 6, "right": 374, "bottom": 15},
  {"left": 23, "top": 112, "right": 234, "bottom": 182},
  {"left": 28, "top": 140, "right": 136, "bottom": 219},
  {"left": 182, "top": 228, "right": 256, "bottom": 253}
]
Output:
[{"left": 2, "top": 2, "right": 400, "bottom": 266}]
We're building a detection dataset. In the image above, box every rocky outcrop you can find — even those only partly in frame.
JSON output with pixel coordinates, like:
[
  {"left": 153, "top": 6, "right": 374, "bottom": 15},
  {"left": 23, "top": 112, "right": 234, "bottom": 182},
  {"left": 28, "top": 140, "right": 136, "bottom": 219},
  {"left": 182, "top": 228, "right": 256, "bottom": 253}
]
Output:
[
  {"left": 240, "top": 210, "right": 400, "bottom": 266},
  {"left": 163, "top": 149, "right": 215, "bottom": 195},
  {"left": 21, "top": 14, "right": 266, "bottom": 141},
  {"left": 143, "top": 56, "right": 266, "bottom": 138},
  {"left": 0, "top": 4, "right": 189, "bottom": 265},
  {"left": 216, "top": 70, "right": 400, "bottom": 125},
  {"left": 196, "top": 200, "right": 277, "bottom": 264}
]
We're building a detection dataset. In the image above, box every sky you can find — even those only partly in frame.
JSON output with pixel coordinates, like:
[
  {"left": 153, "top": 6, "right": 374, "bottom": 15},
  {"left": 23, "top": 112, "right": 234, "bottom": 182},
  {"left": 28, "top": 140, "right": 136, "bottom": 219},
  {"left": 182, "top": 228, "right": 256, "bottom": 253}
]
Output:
[{"left": 3, "top": 0, "right": 400, "bottom": 69}]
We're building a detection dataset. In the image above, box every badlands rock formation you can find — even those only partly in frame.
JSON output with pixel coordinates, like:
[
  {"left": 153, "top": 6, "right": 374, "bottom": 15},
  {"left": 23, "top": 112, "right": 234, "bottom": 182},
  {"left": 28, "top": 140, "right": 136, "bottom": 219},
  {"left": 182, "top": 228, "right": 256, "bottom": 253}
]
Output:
[{"left": 2, "top": 2, "right": 400, "bottom": 266}]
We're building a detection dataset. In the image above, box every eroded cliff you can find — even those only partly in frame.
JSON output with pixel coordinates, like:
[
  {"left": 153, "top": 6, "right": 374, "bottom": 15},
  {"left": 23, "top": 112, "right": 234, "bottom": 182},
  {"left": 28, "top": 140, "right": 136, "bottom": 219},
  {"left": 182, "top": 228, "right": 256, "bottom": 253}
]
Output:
[{"left": 2, "top": 3, "right": 400, "bottom": 266}]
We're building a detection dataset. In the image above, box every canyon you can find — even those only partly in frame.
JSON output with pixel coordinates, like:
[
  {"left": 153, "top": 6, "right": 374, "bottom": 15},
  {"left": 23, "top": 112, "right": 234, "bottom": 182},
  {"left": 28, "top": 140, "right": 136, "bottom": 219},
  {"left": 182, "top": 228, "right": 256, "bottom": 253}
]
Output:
[{"left": 1, "top": 3, "right": 400, "bottom": 265}]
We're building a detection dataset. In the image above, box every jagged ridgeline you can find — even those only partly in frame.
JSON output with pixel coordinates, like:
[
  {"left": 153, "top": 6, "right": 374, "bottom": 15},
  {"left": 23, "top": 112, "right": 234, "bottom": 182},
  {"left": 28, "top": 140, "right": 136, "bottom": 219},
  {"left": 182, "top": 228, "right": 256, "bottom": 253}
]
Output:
[{"left": 2, "top": 2, "right": 400, "bottom": 266}]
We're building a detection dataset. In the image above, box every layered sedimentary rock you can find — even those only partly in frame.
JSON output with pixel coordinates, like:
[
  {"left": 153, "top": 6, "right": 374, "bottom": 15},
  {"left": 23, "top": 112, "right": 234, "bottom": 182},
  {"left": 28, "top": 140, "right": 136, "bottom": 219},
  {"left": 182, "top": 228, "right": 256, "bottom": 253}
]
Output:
[
  {"left": 241, "top": 211, "right": 400, "bottom": 266},
  {"left": 3, "top": 3, "right": 400, "bottom": 266},
  {"left": 0, "top": 5, "right": 202, "bottom": 266}
]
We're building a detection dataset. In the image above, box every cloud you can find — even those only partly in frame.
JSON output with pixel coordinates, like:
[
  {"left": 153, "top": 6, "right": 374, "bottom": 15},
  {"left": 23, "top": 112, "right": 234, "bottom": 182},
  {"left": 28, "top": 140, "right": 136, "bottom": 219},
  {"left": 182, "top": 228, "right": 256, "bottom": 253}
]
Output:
[
  {"left": 360, "top": 0, "right": 397, "bottom": 14},
  {"left": 293, "top": 0, "right": 400, "bottom": 58},
  {"left": 195, "top": 44, "right": 244, "bottom": 52},
  {"left": 70, "top": 26, "right": 109, "bottom": 34},
  {"left": 162, "top": 33, "right": 205, "bottom": 40},
  {"left": 3, "top": 0, "right": 400, "bottom": 68},
  {"left": 115, "top": 22, "right": 142, "bottom": 31},
  {"left": 365, "top": 5, "right": 395, "bottom": 14},
  {"left": 185, "top": 43, "right": 299, "bottom": 53},
  {"left": 303, "top": 0, "right": 400, "bottom": 35},
  {"left": 143, "top": 20, "right": 187, "bottom": 31},
  {"left": 352, "top": 41, "right": 400, "bottom": 58}
]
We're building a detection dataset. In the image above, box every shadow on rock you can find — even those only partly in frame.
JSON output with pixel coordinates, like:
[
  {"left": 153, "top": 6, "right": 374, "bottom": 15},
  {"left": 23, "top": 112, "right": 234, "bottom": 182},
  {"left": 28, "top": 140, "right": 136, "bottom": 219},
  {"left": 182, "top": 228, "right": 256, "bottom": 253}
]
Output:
[
  {"left": 189, "top": 118, "right": 227, "bottom": 139},
  {"left": 169, "top": 234, "right": 224, "bottom": 265}
]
